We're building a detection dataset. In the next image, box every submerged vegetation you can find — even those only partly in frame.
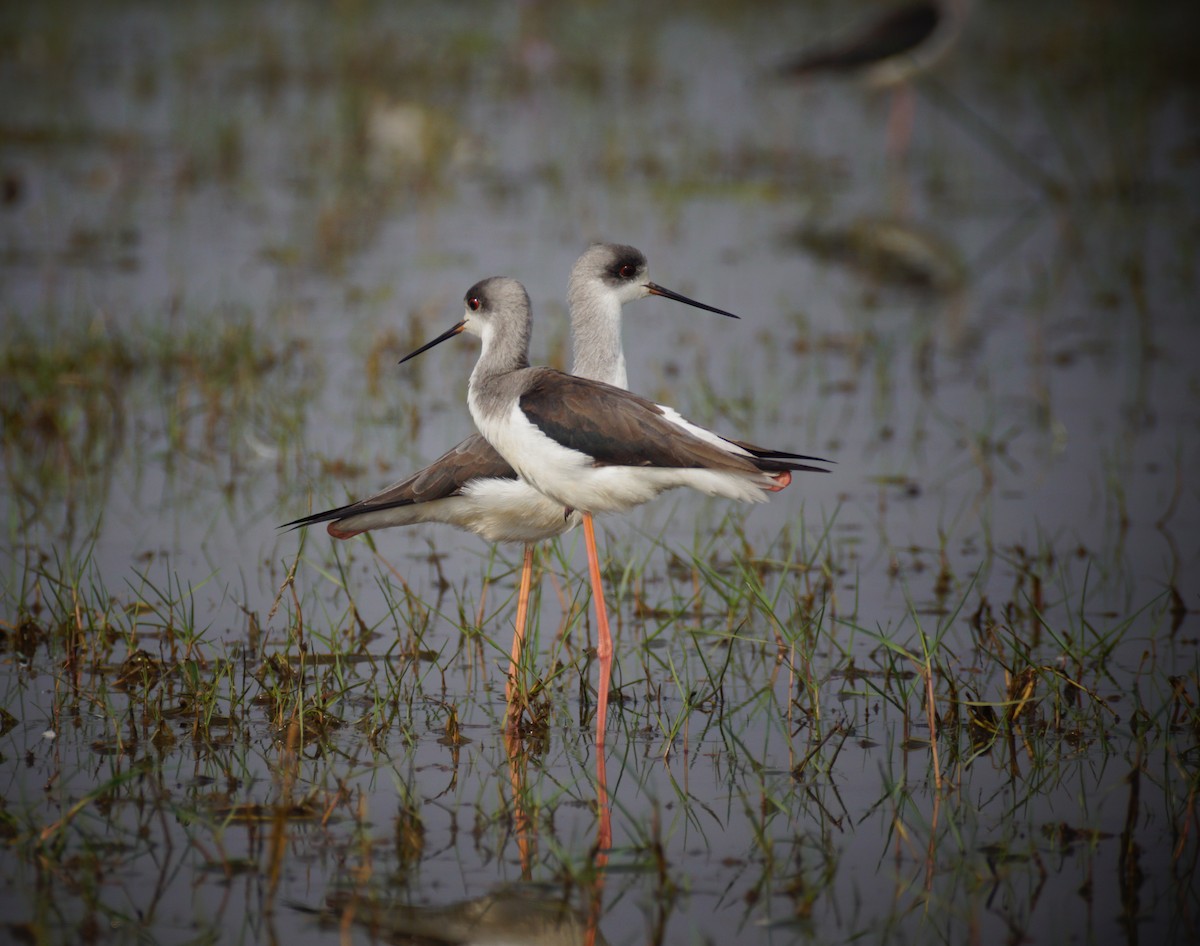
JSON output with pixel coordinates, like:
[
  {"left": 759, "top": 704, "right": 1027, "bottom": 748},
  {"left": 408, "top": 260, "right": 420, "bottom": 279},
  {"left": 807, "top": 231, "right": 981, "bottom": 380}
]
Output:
[
  {"left": 1, "top": 310, "right": 317, "bottom": 533},
  {"left": 2, "top": 510, "right": 1195, "bottom": 943}
]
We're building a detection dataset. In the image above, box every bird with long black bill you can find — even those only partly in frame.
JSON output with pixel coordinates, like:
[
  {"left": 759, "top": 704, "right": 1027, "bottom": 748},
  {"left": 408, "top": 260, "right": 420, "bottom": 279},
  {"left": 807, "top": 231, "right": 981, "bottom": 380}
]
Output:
[
  {"left": 399, "top": 276, "right": 830, "bottom": 744},
  {"left": 284, "top": 244, "right": 741, "bottom": 717}
]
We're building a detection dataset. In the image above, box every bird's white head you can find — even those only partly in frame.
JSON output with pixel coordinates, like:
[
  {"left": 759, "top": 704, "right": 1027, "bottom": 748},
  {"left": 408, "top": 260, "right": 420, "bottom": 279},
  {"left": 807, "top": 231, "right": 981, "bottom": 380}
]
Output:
[
  {"left": 569, "top": 242, "right": 741, "bottom": 320},
  {"left": 399, "top": 276, "right": 532, "bottom": 369}
]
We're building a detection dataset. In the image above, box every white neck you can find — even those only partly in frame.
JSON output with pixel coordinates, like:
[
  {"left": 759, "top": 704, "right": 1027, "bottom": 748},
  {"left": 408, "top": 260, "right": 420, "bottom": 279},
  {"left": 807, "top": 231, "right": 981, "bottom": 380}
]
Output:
[{"left": 569, "top": 289, "right": 628, "bottom": 389}]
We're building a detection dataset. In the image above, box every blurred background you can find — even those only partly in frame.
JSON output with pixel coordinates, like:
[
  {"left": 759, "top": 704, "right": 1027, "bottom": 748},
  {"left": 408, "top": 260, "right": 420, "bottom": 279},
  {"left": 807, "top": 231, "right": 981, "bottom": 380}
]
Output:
[{"left": 1, "top": 1, "right": 1198, "bottom": 943}]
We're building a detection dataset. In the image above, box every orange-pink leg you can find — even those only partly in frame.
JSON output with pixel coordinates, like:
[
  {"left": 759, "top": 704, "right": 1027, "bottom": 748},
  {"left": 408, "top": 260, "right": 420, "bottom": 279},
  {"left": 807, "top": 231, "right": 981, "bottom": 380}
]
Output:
[
  {"left": 506, "top": 543, "right": 536, "bottom": 710},
  {"left": 503, "top": 725, "right": 535, "bottom": 878},
  {"left": 885, "top": 82, "right": 917, "bottom": 161},
  {"left": 595, "top": 745, "right": 611, "bottom": 856},
  {"left": 582, "top": 513, "right": 612, "bottom": 745},
  {"left": 585, "top": 748, "right": 610, "bottom": 946}
]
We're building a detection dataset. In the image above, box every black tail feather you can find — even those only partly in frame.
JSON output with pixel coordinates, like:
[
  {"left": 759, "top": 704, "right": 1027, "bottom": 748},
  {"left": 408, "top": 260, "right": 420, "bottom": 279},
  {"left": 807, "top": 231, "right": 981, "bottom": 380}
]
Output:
[{"left": 280, "top": 497, "right": 416, "bottom": 532}]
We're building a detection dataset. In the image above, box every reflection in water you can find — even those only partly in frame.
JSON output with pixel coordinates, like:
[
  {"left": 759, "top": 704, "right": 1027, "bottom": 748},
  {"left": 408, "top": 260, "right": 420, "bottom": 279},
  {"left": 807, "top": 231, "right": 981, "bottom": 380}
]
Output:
[
  {"left": 786, "top": 216, "right": 966, "bottom": 294},
  {"left": 589, "top": 749, "right": 611, "bottom": 946},
  {"left": 299, "top": 738, "right": 612, "bottom": 946},
  {"left": 2, "top": 315, "right": 316, "bottom": 546},
  {"left": 313, "top": 884, "right": 606, "bottom": 946}
]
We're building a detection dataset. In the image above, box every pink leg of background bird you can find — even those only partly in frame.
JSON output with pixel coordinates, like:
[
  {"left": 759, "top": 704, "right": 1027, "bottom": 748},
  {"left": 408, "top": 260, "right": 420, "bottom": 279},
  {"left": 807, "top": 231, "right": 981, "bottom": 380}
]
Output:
[
  {"left": 506, "top": 544, "right": 536, "bottom": 710},
  {"left": 582, "top": 513, "right": 612, "bottom": 745}
]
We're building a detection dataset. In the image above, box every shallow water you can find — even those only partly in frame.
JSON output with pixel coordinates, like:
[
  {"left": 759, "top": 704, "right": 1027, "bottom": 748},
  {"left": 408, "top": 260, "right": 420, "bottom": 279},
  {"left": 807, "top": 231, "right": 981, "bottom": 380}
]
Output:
[{"left": 2, "top": 1, "right": 1198, "bottom": 944}]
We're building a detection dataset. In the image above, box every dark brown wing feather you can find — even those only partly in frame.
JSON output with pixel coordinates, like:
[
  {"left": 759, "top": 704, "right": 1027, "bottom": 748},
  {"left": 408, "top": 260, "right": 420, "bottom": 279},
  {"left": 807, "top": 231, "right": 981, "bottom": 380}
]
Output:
[
  {"left": 282, "top": 434, "right": 517, "bottom": 530},
  {"left": 781, "top": 3, "right": 939, "bottom": 75},
  {"left": 518, "top": 370, "right": 827, "bottom": 475}
]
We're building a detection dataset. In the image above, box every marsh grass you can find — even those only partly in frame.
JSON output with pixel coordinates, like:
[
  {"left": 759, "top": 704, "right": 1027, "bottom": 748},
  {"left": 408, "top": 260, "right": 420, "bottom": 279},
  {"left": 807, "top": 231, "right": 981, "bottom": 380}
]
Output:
[
  {"left": 2, "top": 443, "right": 1195, "bottom": 939},
  {"left": 1, "top": 307, "right": 317, "bottom": 545},
  {"left": 2, "top": 323, "right": 1196, "bottom": 944}
]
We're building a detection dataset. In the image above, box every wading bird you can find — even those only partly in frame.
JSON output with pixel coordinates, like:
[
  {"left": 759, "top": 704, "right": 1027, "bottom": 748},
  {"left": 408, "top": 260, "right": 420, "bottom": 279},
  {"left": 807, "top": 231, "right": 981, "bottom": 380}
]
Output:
[
  {"left": 398, "top": 277, "right": 829, "bottom": 744},
  {"left": 779, "top": 1, "right": 966, "bottom": 156},
  {"left": 286, "top": 244, "right": 739, "bottom": 718}
]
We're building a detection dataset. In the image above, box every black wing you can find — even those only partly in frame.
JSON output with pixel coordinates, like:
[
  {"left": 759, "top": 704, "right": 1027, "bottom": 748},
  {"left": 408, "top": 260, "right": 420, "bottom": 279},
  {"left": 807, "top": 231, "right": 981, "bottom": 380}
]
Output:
[
  {"left": 780, "top": 3, "right": 939, "bottom": 76},
  {"left": 282, "top": 434, "right": 517, "bottom": 530},
  {"left": 519, "top": 371, "right": 829, "bottom": 475}
]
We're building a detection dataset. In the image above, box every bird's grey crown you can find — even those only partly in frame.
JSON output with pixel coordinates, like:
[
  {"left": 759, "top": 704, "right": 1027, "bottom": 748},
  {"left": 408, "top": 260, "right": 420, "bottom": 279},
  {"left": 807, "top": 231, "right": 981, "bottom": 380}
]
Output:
[
  {"left": 601, "top": 244, "right": 648, "bottom": 288},
  {"left": 569, "top": 243, "right": 648, "bottom": 293},
  {"left": 464, "top": 275, "right": 531, "bottom": 314},
  {"left": 567, "top": 243, "right": 646, "bottom": 385},
  {"left": 467, "top": 276, "right": 534, "bottom": 413}
]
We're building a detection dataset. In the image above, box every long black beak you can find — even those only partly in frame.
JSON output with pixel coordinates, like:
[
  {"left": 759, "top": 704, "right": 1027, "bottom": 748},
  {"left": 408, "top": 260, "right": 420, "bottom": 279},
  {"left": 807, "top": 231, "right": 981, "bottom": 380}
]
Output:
[
  {"left": 646, "top": 282, "right": 740, "bottom": 319},
  {"left": 399, "top": 320, "right": 467, "bottom": 365}
]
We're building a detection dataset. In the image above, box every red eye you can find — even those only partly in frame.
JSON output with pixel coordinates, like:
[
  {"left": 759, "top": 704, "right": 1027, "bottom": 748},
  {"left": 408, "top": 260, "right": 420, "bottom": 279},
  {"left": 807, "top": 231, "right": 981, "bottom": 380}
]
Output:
[
  {"left": 467, "top": 297, "right": 481, "bottom": 311},
  {"left": 618, "top": 264, "right": 636, "bottom": 279}
]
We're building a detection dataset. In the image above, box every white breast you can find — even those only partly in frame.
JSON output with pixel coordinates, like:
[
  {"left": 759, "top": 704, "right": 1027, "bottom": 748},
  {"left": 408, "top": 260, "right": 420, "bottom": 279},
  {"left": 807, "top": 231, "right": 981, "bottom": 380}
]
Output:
[
  {"left": 458, "top": 477, "right": 581, "bottom": 543},
  {"left": 476, "top": 400, "right": 772, "bottom": 515}
]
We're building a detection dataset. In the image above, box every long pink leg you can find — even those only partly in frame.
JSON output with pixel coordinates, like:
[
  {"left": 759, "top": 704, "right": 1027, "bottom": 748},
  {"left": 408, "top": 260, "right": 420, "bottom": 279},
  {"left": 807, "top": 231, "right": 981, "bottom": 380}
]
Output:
[
  {"left": 506, "top": 544, "right": 535, "bottom": 710},
  {"left": 886, "top": 82, "right": 917, "bottom": 161},
  {"left": 582, "top": 513, "right": 612, "bottom": 745},
  {"left": 585, "top": 749, "right": 610, "bottom": 946},
  {"left": 595, "top": 746, "right": 611, "bottom": 854}
]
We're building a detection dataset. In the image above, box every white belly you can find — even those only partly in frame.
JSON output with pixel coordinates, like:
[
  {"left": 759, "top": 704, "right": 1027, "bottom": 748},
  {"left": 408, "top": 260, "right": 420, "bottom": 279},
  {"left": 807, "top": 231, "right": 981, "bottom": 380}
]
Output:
[
  {"left": 329, "top": 477, "right": 578, "bottom": 544},
  {"left": 477, "top": 402, "right": 771, "bottom": 515},
  {"left": 457, "top": 477, "right": 581, "bottom": 543}
]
